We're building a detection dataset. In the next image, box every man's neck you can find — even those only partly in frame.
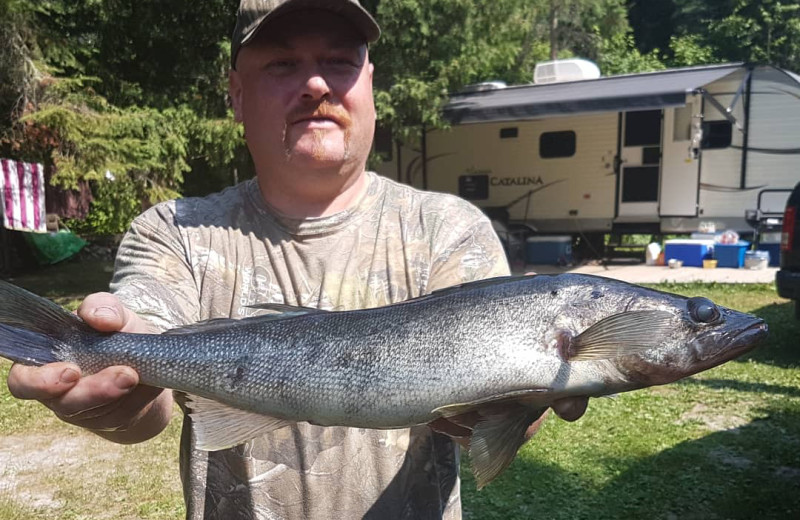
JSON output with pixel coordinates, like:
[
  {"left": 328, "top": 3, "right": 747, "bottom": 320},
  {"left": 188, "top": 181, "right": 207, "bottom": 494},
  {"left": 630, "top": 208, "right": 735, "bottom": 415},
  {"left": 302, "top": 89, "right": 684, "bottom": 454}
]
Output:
[{"left": 257, "top": 168, "right": 369, "bottom": 219}]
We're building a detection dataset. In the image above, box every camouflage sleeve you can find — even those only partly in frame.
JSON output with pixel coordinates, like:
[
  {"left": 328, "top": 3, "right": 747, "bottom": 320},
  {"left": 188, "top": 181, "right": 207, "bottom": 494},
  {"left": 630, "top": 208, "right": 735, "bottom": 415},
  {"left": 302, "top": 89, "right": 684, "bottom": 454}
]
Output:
[
  {"left": 109, "top": 203, "right": 200, "bottom": 332},
  {"left": 427, "top": 198, "right": 510, "bottom": 293}
]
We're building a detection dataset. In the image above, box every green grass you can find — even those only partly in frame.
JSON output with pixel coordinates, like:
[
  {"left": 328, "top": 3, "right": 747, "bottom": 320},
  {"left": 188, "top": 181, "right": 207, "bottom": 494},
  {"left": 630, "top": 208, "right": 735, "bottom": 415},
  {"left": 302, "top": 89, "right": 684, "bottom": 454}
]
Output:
[
  {"left": 5, "top": 258, "right": 114, "bottom": 309},
  {"left": 0, "top": 268, "right": 798, "bottom": 519}
]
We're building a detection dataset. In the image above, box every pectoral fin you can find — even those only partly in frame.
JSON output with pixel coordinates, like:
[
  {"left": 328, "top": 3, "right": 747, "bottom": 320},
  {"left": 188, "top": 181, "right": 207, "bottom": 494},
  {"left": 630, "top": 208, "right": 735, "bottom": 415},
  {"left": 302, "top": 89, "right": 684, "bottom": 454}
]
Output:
[
  {"left": 569, "top": 310, "right": 674, "bottom": 361},
  {"left": 469, "top": 406, "right": 549, "bottom": 489},
  {"left": 185, "top": 395, "right": 293, "bottom": 451}
]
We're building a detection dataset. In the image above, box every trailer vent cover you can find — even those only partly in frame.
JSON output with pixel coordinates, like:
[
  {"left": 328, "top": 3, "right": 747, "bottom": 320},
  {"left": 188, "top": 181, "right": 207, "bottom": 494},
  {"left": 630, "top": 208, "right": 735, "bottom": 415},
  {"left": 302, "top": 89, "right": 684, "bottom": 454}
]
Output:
[{"left": 534, "top": 59, "right": 601, "bottom": 84}]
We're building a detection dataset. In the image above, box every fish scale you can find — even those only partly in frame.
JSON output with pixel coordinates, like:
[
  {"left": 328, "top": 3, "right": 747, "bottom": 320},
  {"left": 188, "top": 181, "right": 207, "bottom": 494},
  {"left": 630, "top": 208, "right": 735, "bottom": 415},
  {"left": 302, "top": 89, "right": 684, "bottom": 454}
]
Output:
[{"left": 0, "top": 274, "right": 767, "bottom": 488}]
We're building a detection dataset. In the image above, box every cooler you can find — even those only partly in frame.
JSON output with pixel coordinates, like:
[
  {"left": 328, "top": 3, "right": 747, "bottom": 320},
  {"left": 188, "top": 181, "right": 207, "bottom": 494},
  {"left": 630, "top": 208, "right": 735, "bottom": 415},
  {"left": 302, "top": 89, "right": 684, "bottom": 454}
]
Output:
[
  {"left": 663, "top": 239, "right": 715, "bottom": 267},
  {"left": 526, "top": 236, "right": 572, "bottom": 265},
  {"left": 714, "top": 241, "right": 750, "bottom": 268}
]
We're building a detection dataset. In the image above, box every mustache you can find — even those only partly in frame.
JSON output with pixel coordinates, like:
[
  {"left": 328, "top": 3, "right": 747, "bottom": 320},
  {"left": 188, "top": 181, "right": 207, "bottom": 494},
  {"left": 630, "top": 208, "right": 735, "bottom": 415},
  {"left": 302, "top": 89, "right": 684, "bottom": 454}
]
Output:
[{"left": 287, "top": 101, "right": 352, "bottom": 127}]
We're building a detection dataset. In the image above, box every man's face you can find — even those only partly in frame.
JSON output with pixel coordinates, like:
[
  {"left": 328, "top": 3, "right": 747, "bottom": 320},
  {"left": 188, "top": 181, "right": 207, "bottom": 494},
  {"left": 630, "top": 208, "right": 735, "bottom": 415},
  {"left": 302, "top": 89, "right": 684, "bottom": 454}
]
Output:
[{"left": 230, "top": 11, "right": 375, "bottom": 175}]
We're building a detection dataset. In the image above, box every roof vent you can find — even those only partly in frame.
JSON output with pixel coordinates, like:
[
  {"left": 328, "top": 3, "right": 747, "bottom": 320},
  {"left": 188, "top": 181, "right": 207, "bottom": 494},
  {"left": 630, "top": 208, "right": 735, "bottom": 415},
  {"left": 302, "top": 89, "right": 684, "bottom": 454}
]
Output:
[
  {"left": 459, "top": 81, "right": 507, "bottom": 94},
  {"left": 533, "top": 59, "right": 600, "bottom": 84}
]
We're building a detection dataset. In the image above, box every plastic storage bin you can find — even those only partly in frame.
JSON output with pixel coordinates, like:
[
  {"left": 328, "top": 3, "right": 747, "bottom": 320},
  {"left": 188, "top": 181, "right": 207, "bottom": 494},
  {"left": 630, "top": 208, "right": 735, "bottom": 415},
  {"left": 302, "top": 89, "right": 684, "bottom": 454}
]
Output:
[
  {"left": 663, "top": 239, "right": 715, "bottom": 267},
  {"left": 526, "top": 236, "right": 572, "bottom": 265},
  {"left": 714, "top": 241, "right": 750, "bottom": 268},
  {"left": 758, "top": 243, "right": 781, "bottom": 266},
  {"left": 744, "top": 250, "right": 770, "bottom": 270}
]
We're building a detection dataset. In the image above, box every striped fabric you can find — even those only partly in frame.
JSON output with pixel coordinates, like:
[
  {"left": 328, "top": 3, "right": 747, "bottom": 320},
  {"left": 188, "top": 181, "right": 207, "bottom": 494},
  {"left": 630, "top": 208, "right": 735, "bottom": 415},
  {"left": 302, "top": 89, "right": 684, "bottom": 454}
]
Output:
[{"left": 0, "top": 159, "right": 46, "bottom": 233}]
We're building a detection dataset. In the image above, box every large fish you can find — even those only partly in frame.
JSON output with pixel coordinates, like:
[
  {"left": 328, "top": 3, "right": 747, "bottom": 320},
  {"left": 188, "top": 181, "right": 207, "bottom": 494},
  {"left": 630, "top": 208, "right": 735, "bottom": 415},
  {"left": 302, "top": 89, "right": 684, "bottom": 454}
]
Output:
[{"left": 0, "top": 275, "right": 766, "bottom": 488}]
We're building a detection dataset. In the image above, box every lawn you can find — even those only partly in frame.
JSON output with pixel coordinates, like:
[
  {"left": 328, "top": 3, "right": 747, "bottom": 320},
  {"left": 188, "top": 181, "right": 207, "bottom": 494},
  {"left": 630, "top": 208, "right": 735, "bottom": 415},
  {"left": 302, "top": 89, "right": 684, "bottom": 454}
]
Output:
[{"left": 1, "top": 262, "right": 798, "bottom": 520}]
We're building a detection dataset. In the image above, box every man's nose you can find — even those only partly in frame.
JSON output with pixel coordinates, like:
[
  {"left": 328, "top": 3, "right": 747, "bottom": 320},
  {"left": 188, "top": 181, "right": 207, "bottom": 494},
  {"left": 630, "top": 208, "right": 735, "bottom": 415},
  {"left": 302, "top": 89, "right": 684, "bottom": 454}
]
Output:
[{"left": 301, "top": 71, "right": 331, "bottom": 101}]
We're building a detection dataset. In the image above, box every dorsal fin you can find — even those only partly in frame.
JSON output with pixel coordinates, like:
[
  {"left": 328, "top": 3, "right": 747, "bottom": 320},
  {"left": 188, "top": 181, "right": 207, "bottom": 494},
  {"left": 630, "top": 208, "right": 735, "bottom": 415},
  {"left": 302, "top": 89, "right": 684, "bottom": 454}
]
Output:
[
  {"left": 163, "top": 308, "right": 319, "bottom": 335},
  {"left": 424, "top": 275, "right": 531, "bottom": 301},
  {"left": 245, "top": 302, "right": 327, "bottom": 314}
]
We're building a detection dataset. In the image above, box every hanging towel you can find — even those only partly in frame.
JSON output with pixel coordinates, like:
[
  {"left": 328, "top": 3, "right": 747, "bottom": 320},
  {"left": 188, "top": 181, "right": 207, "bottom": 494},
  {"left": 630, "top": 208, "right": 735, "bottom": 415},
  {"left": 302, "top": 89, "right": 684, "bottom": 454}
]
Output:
[{"left": 0, "top": 159, "right": 46, "bottom": 233}]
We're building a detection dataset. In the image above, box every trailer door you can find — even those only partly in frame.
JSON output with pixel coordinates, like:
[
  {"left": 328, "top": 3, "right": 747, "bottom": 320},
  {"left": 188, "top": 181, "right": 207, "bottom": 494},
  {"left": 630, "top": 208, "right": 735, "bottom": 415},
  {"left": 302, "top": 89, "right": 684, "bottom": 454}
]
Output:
[
  {"left": 618, "top": 110, "right": 661, "bottom": 218},
  {"left": 659, "top": 100, "right": 701, "bottom": 216}
]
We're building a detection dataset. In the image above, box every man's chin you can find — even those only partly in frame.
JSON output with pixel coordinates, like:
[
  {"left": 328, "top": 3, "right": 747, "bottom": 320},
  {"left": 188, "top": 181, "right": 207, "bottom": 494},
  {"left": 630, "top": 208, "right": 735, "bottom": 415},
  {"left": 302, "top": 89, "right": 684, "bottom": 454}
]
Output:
[{"left": 283, "top": 150, "right": 349, "bottom": 170}]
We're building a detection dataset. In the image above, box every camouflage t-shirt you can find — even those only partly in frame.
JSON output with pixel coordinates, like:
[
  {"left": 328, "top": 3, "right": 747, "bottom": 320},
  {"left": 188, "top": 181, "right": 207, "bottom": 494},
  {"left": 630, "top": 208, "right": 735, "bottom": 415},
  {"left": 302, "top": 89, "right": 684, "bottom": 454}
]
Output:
[{"left": 110, "top": 171, "right": 510, "bottom": 520}]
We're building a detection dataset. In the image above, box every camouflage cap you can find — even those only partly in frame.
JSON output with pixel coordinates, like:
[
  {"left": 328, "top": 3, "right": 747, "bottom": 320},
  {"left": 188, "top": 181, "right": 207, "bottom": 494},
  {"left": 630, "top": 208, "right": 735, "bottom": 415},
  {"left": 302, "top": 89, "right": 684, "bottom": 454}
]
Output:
[{"left": 231, "top": 0, "right": 381, "bottom": 68}]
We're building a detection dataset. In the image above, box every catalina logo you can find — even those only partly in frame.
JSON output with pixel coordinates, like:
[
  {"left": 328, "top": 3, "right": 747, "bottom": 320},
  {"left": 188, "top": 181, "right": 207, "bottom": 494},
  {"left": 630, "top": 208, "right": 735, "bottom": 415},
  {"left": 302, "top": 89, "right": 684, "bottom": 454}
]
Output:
[{"left": 490, "top": 176, "right": 545, "bottom": 186}]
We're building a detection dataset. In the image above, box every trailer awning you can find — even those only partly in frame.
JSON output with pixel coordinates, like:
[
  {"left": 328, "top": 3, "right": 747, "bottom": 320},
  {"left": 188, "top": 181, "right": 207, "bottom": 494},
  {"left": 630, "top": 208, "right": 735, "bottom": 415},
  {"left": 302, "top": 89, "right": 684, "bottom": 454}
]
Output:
[{"left": 444, "top": 63, "right": 745, "bottom": 124}]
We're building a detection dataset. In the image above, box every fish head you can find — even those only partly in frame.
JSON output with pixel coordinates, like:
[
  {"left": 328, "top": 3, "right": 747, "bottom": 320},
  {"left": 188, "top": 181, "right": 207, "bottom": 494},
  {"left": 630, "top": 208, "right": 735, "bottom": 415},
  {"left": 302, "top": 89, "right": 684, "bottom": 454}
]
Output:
[
  {"left": 610, "top": 293, "right": 768, "bottom": 387},
  {"left": 535, "top": 275, "right": 768, "bottom": 388}
]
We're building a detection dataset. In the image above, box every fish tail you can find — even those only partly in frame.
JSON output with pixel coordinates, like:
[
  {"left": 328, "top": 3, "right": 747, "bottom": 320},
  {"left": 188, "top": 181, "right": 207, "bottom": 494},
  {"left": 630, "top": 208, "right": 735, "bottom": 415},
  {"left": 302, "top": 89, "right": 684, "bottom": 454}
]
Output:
[
  {"left": 0, "top": 324, "right": 62, "bottom": 365},
  {"left": 0, "top": 281, "right": 96, "bottom": 366}
]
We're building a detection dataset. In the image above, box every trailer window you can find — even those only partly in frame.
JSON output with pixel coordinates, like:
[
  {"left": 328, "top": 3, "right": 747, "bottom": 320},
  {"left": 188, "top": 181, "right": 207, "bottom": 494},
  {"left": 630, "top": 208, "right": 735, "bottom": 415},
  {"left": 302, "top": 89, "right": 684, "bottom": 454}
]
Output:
[
  {"left": 642, "top": 146, "right": 660, "bottom": 165},
  {"left": 625, "top": 110, "right": 662, "bottom": 146},
  {"left": 700, "top": 120, "right": 732, "bottom": 149},
  {"left": 673, "top": 105, "right": 692, "bottom": 141},
  {"left": 622, "top": 166, "right": 659, "bottom": 202},
  {"left": 500, "top": 127, "right": 518, "bottom": 139},
  {"left": 540, "top": 131, "right": 576, "bottom": 158}
]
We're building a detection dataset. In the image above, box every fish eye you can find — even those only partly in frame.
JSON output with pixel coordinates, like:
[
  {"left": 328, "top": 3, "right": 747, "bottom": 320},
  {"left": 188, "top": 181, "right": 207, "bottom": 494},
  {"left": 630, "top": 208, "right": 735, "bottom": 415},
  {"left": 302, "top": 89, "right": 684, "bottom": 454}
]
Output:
[{"left": 688, "top": 297, "right": 721, "bottom": 323}]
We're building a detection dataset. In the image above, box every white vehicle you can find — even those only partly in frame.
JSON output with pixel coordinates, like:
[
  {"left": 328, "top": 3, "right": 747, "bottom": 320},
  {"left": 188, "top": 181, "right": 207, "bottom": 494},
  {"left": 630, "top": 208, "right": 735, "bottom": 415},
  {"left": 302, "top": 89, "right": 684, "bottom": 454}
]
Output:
[{"left": 376, "top": 63, "right": 800, "bottom": 241}]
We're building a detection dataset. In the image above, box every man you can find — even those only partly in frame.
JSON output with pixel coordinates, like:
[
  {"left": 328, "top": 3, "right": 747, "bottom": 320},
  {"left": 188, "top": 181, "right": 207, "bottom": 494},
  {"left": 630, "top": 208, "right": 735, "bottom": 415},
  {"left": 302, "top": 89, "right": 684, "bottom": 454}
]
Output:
[{"left": 6, "top": 1, "right": 586, "bottom": 518}]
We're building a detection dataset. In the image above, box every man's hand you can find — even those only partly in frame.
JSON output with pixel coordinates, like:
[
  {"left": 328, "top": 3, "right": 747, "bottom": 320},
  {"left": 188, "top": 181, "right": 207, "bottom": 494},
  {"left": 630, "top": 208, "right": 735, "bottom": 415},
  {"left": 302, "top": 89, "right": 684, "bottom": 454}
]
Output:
[{"left": 6, "top": 293, "right": 173, "bottom": 444}]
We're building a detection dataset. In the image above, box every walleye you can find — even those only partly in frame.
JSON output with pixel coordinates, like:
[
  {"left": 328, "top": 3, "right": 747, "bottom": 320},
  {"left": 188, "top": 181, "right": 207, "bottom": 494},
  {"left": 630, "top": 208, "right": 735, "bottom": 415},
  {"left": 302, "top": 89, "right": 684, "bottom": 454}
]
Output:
[{"left": 0, "top": 275, "right": 767, "bottom": 488}]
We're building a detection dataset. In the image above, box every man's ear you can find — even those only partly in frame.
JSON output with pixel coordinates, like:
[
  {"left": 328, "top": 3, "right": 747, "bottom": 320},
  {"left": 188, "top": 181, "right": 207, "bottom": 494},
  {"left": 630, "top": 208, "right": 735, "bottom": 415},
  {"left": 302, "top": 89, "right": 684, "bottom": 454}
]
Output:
[{"left": 229, "top": 70, "right": 244, "bottom": 123}]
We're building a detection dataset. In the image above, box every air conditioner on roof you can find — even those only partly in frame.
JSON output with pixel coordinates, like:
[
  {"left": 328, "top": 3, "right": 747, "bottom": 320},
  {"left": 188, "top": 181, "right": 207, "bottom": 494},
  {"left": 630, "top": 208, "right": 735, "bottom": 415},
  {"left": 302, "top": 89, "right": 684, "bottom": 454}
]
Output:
[{"left": 533, "top": 59, "right": 601, "bottom": 84}]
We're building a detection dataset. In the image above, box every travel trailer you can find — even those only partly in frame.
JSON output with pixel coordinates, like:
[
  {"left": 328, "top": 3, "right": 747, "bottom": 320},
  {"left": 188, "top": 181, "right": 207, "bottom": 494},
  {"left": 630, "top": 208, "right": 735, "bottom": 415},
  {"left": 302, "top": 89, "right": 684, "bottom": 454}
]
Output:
[{"left": 376, "top": 63, "right": 800, "bottom": 243}]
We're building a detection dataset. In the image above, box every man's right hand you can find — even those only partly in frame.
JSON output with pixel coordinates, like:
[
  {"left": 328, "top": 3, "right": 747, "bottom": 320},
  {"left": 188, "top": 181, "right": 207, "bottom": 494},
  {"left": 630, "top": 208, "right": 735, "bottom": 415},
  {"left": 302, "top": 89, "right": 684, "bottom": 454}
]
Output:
[{"left": 6, "top": 292, "right": 173, "bottom": 444}]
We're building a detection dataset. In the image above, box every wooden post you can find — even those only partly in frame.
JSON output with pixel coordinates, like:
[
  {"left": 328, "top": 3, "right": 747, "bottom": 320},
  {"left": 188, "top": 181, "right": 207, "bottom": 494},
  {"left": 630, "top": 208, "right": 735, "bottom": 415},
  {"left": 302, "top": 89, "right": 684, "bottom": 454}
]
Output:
[{"left": 0, "top": 226, "right": 10, "bottom": 276}]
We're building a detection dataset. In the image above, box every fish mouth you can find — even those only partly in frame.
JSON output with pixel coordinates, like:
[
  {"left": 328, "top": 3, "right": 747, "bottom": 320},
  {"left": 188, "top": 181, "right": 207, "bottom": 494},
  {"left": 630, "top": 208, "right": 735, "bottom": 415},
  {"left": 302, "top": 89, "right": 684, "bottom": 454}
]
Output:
[
  {"left": 695, "top": 319, "right": 768, "bottom": 365},
  {"left": 730, "top": 320, "right": 768, "bottom": 352}
]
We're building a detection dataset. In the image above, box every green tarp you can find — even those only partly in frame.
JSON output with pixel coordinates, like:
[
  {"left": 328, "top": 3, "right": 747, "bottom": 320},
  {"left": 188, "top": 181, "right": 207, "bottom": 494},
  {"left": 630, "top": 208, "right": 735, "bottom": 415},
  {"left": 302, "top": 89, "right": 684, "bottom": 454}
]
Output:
[{"left": 23, "top": 229, "right": 87, "bottom": 265}]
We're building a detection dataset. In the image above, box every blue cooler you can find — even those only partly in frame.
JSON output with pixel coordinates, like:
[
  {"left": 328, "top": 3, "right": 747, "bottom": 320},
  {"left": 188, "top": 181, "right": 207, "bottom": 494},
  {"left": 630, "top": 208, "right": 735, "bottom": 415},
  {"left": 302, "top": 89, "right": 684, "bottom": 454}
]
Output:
[
  {"left": 714, "top": 241, "right": 750, "bottom": 268},
  {"left": 526, "top": 236, "right": 572, "bottom": 265},
  {"left": 664, "top": 239, "right": 715, "bottom": 267}
]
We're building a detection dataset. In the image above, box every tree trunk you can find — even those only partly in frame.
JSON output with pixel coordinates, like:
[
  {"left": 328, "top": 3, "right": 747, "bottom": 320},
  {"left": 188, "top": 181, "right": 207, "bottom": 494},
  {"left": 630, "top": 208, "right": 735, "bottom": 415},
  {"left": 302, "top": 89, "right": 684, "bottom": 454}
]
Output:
[{"left": 549, "top": 2, "right": 559, "bottom": 60}]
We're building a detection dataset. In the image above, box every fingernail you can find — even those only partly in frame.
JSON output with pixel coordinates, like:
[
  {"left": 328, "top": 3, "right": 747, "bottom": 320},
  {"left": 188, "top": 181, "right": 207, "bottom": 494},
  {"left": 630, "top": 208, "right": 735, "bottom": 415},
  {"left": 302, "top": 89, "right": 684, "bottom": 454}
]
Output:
[
  {"left": 92, "top": 306, "right": 118, "bottom": 319},
  {"left": 60, "top": 368, "right": 80, "bottom": 384},
  {"left": 115, "top": 371, "right": 137, "bottom": 390}
]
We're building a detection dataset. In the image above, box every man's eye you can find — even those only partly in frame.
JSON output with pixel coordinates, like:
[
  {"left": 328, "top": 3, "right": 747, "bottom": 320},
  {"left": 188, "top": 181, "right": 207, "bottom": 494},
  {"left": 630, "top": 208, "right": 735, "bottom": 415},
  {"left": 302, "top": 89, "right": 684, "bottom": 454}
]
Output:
[
  {"left": 266, "top": 60, "right": 297, "bottom": 71},
  {"left": 325, "top": 57, "right": 357, "bottom": 68}
]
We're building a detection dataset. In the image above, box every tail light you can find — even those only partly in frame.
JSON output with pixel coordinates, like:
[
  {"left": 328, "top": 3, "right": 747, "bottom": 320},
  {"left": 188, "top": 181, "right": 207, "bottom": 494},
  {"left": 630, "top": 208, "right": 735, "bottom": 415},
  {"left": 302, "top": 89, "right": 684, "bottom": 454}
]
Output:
[{"left": 783, "top": 205, "right": 796, "bottom": 252}]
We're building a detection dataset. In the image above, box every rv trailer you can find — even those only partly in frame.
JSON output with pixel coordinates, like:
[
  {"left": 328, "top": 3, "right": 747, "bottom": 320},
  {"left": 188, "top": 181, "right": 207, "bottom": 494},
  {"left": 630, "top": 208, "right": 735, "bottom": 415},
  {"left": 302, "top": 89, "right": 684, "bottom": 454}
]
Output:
[{"left": 376, "top": 63, "right": 800, "bottom": 242}]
